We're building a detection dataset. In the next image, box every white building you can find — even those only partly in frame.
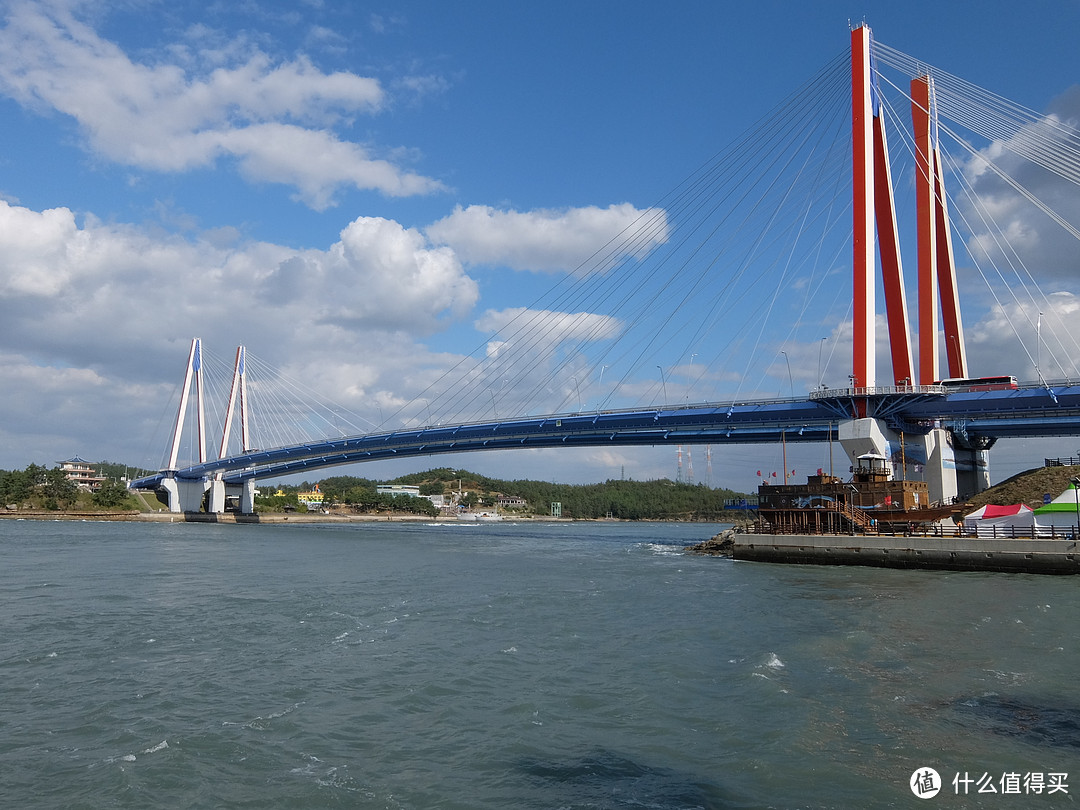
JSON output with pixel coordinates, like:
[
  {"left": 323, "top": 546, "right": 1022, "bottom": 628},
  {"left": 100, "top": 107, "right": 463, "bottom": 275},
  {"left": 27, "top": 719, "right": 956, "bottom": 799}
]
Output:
[
  {"left": 57, "top": 456, "right": 107, "bottom": 491},
  {"left": 376, "top": 484, "right": 421, "bottom": 498}
]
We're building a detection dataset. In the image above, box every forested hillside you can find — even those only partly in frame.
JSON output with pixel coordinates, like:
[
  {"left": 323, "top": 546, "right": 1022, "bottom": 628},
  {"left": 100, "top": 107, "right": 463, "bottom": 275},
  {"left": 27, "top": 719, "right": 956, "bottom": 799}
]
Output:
[{"left": 283, "top": 467, "right": 749, "bottom": 520}]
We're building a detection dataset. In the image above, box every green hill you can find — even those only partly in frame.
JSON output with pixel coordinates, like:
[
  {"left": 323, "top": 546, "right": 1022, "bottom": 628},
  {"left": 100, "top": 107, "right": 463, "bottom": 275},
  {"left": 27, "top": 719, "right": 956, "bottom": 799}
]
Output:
[
  {"left": 293, "top": 467, "right": 750, "bottom": 520},
  {"left": 966, "top": 465, "right": 1080, "bottom": 511}
]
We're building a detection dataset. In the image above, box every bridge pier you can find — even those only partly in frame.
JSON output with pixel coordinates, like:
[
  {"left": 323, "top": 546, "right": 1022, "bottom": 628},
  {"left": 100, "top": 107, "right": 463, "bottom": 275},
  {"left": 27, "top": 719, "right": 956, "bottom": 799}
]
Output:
[
  {"left": 207, "top": 479, "right": 226, "bottom": 514},
  {"left": 202, "top": 478, "right": 258, "bottom": 514},
  {"left": 950, "top": 435, "right": 992, "bottom": 501},
  {"left": 160, "top": 476, "right": 211, "bottom": 513},
  {"left": 839, "top": 418, "right": 989, "bottom": 505}
]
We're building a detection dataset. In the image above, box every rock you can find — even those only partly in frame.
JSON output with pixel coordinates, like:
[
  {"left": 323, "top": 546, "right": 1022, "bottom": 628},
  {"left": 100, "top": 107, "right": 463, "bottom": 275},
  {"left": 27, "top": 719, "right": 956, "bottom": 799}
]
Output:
[{"left": 685, "top": 528, "right": 735, "bottom": 556}]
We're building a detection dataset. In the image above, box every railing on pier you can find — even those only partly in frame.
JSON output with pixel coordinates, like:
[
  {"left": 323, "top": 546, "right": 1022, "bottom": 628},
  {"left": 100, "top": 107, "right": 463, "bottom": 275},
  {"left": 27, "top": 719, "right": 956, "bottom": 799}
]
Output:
[
  {"left": 746, "top": 521, "right": 1079, "bottom": 541},
  {"left": 1045, "top": 457, "right": 1080, "bottom": 467}
]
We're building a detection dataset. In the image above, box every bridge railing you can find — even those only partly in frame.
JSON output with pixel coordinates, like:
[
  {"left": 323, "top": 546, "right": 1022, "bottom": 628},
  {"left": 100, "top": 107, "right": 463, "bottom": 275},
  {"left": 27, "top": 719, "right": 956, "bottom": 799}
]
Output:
[
  {"left": 808, "top": 384, "right": 945, "bottom": 399},
  {"left": 254, "top": 396, "right": 834, "bottom": 448}
]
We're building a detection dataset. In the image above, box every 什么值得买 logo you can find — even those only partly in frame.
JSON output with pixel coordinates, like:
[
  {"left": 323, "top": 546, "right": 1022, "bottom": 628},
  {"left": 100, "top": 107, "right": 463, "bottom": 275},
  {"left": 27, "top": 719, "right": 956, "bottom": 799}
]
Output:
[{"left": 910, "top": 767, "right": 941, "bottom": 798}]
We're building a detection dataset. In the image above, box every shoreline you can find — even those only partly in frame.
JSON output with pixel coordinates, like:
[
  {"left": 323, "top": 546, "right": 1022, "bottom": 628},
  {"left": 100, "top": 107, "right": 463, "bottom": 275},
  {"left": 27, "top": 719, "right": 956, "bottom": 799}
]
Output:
[
  {"left": 0, "top": 510, "right": 628, "bottom": 524},
  {"left": 687, "top": 529, "right": 1080, "bottom": 574},
  {"left": 0, "top": 510, "right": 541, "bottom": 524},
  {"left": 1, "top": 510, "right": 732, "bottom": 524}
]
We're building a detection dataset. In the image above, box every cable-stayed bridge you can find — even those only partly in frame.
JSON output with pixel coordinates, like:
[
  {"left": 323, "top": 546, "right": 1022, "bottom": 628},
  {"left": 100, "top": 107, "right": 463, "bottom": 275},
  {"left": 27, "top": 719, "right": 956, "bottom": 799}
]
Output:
[{"left": 131, "top": 26, "right": 1080, "bottom": 513}]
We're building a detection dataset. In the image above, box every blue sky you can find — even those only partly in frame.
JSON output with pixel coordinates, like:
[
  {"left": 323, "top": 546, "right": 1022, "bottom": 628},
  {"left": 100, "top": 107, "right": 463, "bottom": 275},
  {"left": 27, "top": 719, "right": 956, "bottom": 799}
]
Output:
[{"left": 2, "top": 0, "right": 1079, "bottom": 489}]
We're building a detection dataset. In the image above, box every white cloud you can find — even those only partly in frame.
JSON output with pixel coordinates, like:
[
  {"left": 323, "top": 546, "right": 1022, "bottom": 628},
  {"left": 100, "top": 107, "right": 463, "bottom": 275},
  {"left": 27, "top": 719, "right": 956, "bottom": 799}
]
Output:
[
  {"left": 425, "top": 203, "right": 669, "bottom": 272},
  {"left": 0, "top": 1, "right": 443, "bottom": 208},
  {"left": 959, "top": 86, "right": 1080, "bottom": 284},
  {"left": 0, "top": 200, "right": 478, "bottom": 432},
  {"left": 964, "top": 291, "right": 1080, "bottom": 381},
  {"left": 0, "top": 191, "right": 696, "bottom": 469},
  {"left": 418, "top": 306, "right": 626, "bottom": 420},
  {"left": 474, "top": 307, "right": 622, "bottom": 343},
  {"left": 0, "top": 204, "right": 83, "bottom": 296},
  {"left": 317, "top": 216, "right": 478, "bottom": 331}
]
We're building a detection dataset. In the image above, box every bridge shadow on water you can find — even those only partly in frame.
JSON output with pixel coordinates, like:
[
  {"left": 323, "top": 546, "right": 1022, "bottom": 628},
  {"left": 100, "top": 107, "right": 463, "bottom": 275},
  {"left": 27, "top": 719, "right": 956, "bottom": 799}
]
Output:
[{"left": 516, "top": 749, "right": 729, "bottom": 808}]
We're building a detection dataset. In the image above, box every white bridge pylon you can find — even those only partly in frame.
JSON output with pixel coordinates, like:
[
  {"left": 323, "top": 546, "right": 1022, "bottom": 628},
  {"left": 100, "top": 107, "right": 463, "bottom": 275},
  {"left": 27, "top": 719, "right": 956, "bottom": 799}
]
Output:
[{"left": 160, "top": 338, "right": 256, "bottom": 513}]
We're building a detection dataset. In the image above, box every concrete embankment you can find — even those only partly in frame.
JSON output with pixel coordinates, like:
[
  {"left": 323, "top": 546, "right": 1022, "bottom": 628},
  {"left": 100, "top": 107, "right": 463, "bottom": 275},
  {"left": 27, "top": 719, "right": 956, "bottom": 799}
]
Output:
[
  {"left": 0, "top": 510, "right": 145, "bottom": 521},
  {"left": 728, "top": 533, "right": 1080, "bottom": 574}
]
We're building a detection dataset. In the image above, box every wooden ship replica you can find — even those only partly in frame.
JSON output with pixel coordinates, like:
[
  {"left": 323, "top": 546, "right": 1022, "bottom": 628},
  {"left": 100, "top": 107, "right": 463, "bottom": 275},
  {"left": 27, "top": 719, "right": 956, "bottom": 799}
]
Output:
[{"left": 756, "top": 454, "right": 964, "bottom": 535}]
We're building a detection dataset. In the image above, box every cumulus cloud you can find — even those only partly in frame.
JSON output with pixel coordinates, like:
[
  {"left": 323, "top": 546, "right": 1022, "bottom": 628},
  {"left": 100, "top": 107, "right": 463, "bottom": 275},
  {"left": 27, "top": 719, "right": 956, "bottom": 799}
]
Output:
[
  {"left": 0, "top": 1, "right": 443, "bottom": 208},
  {"left": 431, "top": 306, "right": 627, "bottom": 419},
  {"left": 959, "top": 85, "right": 1080, "bottom": 284},
  {"left": 964, "top": 291, "right": 1080, "bottom": 381},
  {"left": 796, "top": 292, "right": 1080, "bottom": 393},
  {"left": 474, "top": 306, "right": 623, "bottom": 343},
  {"left": 0, "top": 349, "right": 174, "bottom": 469},
  {"left": 0, "top": 190, "right": 671, "bottom": 467},
  {"left": 0, "top": 200, "right": 478, "bottom": 406},
  {"left": 314, "top": 217, "right": 478, "bottom": 331},
  {"left": 425, "top": 203, "right": 669, "bottom": 272}
]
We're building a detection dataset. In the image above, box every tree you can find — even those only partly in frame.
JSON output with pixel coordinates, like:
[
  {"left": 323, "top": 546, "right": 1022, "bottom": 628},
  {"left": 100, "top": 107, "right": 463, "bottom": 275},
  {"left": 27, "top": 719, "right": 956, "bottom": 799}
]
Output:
[
  {"left": 42, "top": 468, "right": 78, "bottom": 510},
  {"left": 0, "top": 468, "right": 33, "bottom": 506},
  {"left": 93, "top": 479, "right": 133, "bottom": 509},
  {"left": 95, "top": 460, "right": 154, "bottom": 482}
]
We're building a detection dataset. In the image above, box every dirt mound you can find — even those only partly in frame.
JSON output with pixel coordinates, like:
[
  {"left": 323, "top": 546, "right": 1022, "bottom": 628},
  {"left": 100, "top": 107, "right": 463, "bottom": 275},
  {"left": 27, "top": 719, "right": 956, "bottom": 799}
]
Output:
[{"left": 967, "top": 465, "right": 1080, "bottom": 511}]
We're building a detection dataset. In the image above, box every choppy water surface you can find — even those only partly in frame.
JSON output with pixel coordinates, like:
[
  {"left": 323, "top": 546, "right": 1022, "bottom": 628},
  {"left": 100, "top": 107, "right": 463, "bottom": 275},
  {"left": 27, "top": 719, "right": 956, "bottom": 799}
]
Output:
[{"left": 2, "top": 519, "right": 1077, "bottom": 808}]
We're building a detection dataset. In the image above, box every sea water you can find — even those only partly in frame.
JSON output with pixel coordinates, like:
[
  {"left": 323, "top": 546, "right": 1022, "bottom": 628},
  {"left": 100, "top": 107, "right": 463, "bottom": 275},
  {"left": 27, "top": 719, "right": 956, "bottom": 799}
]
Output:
[{"left": 1, "top": 519, "right": 1077, "bottom": 808}]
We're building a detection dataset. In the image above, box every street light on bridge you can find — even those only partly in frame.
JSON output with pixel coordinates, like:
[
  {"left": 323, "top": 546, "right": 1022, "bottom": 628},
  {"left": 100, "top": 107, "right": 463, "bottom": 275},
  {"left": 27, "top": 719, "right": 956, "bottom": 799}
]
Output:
[
  {"left": 780, "top": 350, "right": 793, "bottom": 397},
  {"left": 687, "top": 353, "right": 697, "bottom": 403},
  {"left": 816, "top": 338, "right": 828, "bottom": 389},
  {"left": 657, "top": 365, "right": 668, "bottom": 404}
]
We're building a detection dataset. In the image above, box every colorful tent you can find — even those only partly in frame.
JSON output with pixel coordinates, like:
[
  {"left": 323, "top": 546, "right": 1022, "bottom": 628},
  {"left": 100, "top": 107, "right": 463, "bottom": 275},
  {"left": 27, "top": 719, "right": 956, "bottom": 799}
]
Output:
[
  {"left": 962, "top": 503, "right": 1035, "bottom": 537},
  {"left": 1033, "top": 483, "right": 1080, "bottom": 536}
]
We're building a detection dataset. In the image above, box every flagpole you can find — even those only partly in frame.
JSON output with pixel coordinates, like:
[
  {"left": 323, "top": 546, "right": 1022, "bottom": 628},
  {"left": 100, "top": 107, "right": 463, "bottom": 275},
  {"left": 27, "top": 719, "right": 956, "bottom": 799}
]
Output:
[{"left": 782, "top": 429, "right": 788, "bottom": 485}]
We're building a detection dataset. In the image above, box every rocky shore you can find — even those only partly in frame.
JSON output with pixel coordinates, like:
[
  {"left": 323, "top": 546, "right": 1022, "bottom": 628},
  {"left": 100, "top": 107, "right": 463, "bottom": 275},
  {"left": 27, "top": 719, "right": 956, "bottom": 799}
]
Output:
[{"left": 684, "top": 528, "right": 736, "bottom": 556}]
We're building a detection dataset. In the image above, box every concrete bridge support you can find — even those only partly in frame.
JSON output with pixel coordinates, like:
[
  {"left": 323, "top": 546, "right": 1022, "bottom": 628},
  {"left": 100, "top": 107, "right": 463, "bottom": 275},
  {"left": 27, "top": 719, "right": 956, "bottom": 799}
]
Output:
[
  {"left": 954, "top": 441, "right": 991, "bottom": 501},
  {"left": 204, "top": 478, "right": 259, "bottom": 514},
  {"left": 240, "top": 479, "right": 257, "bottom": 515},
  {"left": 838, "top": 417, "right": 988, "bottom": 505},
  {"left": 917, "top": 429, "right": 989, "bottom": 502},
  {"left": 207, "top": 479, "right": 226, "bottom": 514},
  {"left": 160, "top": 477, "right": 210, "bottom": 513}
]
